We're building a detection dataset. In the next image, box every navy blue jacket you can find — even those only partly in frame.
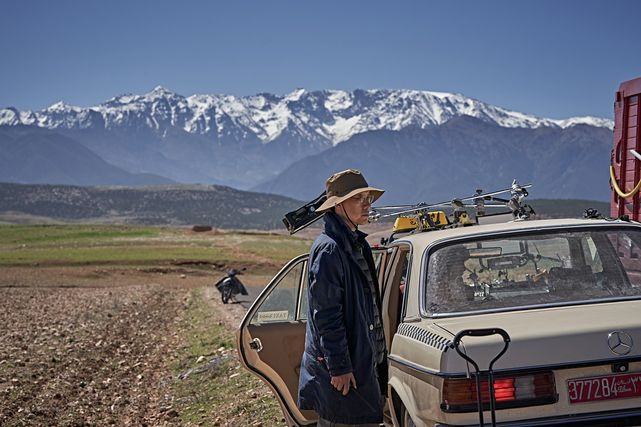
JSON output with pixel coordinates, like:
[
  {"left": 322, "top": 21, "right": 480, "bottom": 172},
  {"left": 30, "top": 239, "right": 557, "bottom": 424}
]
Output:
[{"left": 297, "top": 212, "right": 385, "bottom": 424}]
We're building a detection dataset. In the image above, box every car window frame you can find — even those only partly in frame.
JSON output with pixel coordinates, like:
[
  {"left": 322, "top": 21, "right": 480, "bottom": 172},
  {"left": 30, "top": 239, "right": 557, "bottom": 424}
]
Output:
[
  {"left": 245, "top": 253, "right": 309, "bottom": 325},
  {"left": 386, "top": 240, "right": 414, "bottom": 323},
  {"left": 418, "top": 223, "right": 641, "bottom": 319},
  {"left": 295, "top": 259, "right": 309, "bottom": 320}
]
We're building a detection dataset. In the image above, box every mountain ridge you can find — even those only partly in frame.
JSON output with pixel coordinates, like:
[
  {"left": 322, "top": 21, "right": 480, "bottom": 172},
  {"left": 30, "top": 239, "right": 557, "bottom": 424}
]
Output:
[
  {"left": 0, "top": 87, "right": 613, "bottom": 147},
  {"left": 0, "top": 87, "right": 614, "bottom": 194},
  {"left": 254, "top": 116, "right": 613, "bottom": 203}
]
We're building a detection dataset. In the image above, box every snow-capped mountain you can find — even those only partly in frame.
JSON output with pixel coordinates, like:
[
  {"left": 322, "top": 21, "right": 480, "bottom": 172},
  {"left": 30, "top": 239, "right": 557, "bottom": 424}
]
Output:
[
  {"left": 0, "top": 87, "right": 614, "bottom": 196},
  {"left": 0, "top": 86, "right": 613, "bottom": 146},
  {"left": 255, "top": 115, "right": 615, "bottom": 202}
]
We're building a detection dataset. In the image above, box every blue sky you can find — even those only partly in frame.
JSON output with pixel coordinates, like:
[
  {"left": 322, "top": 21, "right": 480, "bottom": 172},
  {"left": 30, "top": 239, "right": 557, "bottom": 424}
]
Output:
[{"left": 2, "top": 0, "right": 640, "bottom": 119}]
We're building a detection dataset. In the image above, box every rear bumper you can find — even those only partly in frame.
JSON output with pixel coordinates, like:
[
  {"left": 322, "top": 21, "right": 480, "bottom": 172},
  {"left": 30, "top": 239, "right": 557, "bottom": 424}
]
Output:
[{"left": 435, "top": 408, "right": 641, "bottom": 426}]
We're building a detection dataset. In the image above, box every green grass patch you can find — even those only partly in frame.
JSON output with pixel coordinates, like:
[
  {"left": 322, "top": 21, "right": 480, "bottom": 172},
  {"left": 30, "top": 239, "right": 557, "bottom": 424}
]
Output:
[
  {"left": 0, "top": 245, "right": 235, "bottom": 266},
  {"left": 175, "top": 290, "right": 236, "bottom": 363},
  {"left": 172, "top": 289, "right": 284, "bottom": 426},
  {"left": 0, "top": 224, "right": 311, "bottom": 268},
  {"left": 238, "top": 235, "right": 312, "bottom": 263},
  {"left": 0, "top": 224, "right": 161, "bottom": 245}
]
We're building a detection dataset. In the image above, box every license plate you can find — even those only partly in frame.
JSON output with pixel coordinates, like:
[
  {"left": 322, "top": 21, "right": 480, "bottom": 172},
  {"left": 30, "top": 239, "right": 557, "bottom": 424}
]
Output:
[{"left": 567, "top": 372, "right": 641, "bottom": 404}]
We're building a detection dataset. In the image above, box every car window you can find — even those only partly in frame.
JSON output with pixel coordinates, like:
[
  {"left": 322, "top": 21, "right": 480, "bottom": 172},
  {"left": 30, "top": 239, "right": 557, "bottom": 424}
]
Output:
[
  {"left": 250, "top": 260, "right": 305, "bottom": 324},
  {"left": 424, "top": 229, "right": 641, "bottom": 315},
  {"left": 398, "top": 251, "right": 410, "bottom": 296},
  {"left": 396, "top": 249, "right": 411, "bottom": 321},
  {"left": 581, "top": 236, "right": 604, "bottom": 274},
  {"left": 609, "top": 231, "right": 641, "bottom": 287}
]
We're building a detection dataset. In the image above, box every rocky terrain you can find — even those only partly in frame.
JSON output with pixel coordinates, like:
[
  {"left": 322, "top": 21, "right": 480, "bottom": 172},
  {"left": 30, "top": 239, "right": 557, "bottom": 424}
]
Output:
[
  {"left": 0, "top": 265, "right": 281, "bottom": 427},
  {"left": 0, "top": 272, "right": 187, "bottom": 425}
]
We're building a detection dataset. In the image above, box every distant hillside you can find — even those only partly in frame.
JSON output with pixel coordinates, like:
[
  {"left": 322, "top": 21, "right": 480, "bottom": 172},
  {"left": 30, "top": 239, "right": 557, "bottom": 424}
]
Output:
[
  {"left": 254, "top": 117, "right": 613, "bottom": 203},
  {"left": 0, "top": 182, "right": 614, "bottom": 230},
  {"left": 528, "top": 199, "right": 611, "bottom": 219},
  {"left": 0, "top": 183, "right": 301, "bottom": 229},
  {"left": 0, "top": 125, "right": 174, "bottom": 186}
]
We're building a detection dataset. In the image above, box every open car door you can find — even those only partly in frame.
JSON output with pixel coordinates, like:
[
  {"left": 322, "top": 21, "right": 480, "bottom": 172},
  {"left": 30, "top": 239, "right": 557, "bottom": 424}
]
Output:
[
  {"left": 237, "top": 254, "right": 316, "bottom": 426},
  {"left": 237, "top": 248, "right": 390, "bottom": 426}
]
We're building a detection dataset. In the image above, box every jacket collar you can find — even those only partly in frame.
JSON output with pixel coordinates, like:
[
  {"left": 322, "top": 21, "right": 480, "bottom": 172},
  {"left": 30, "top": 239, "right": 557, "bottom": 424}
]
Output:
[{"left": 323, "top": 211, "right": 368, "bottom": 253}]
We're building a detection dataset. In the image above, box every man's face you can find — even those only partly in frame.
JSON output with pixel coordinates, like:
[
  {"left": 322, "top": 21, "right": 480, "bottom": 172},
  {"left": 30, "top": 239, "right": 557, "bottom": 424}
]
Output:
[{"left": 337, "top": 191, "right": 374, "bottom": 226}]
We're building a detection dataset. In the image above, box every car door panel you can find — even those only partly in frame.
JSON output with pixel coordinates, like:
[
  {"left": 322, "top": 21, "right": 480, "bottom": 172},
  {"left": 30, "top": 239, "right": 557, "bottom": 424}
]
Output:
[
  {"left": 237, "top": 254, "right": 316, "bottom": 426},
  {"left": 240, "top": 322, "right": 315, "bottom": 425}
]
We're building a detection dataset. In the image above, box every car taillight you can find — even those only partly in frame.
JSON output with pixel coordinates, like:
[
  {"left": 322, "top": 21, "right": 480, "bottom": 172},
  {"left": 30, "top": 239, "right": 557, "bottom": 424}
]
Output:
[{"left": 442, "top": 371, "right": 557, "bottom": 412}]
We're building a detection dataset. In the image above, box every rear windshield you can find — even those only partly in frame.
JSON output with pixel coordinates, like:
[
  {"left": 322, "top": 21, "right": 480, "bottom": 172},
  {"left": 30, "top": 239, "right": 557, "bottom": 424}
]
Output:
[{"left": 424, "top": 228, "right": 641, "bottom": 315}]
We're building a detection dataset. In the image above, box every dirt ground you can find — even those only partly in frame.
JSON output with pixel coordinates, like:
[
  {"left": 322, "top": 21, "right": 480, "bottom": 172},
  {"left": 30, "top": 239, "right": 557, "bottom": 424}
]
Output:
[{"left": 0, "top": 265, "right": 264, "bottom": 426}]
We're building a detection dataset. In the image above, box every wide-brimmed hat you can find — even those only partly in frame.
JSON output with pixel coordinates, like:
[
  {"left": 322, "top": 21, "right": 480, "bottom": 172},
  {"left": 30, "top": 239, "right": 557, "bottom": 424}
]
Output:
[{"left": 316, "top": 169, "right": 384, "bottom": 213}]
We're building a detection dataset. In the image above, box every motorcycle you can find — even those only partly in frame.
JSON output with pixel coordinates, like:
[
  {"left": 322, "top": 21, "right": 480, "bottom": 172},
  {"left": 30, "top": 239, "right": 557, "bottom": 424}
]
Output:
[{"left": 214, "top": 268, "right": 249, "bottom": 304}]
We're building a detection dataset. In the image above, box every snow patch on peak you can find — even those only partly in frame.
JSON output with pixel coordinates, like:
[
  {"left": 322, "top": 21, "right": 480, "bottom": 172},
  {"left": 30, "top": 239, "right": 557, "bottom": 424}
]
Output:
[
  {"left": 244, "top": 94, "right": 270, "bottom": 110},
  {"left": 553, "top": 116, "right": 614, "bottom": 130},
  {"left": 108, "top": 93, "right": 137, "bottom": 105},
  {"left": 20, "top": 110, "right": 37, "bottom": 125},
  {"left": 0, "top": 108, "right": 21, "bottom": 125},
  {"left": 324, "top": 90, "right": 353, "bottom": 112},
  {"left": 251, "top": 101, "right": 291, "bottom": 141},
  {"left": 323, "top": 115, "right": 362, "bottom": 142},
  {"left": 150, "top": 85, "right": 174, "bottom": 95},
  {"left": 0, "top": 108, "right": 42, "bottom": 127},
  {"left": 424, "top": 90, "right": 460, "bottom": 99},
  {"left": 47, "top": 101, "right": 79, "bottom": 111},
  {"left": 139, "top": 86, "right": 182, "bottom": 103},
  {"left": 284, "top": 88, "right": 305, "bottom": 102}
]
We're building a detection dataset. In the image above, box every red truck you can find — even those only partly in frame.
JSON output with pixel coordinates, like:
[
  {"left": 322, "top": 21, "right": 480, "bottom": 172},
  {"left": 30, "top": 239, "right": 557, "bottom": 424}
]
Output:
[
  {"left": 610, "top": 77, "right": 641, "bottom": 282},
  {"left": 610, "top": 76, "right": 641, "bottom": 219}
]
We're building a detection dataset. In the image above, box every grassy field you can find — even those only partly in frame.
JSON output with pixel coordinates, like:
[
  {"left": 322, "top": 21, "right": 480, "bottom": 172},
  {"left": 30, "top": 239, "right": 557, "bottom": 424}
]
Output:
[
  {"left": 0, "top": 224, "right": 312, "bottom": 271},
  {"left": 0, "top": 224, "right": 311, "bottom": 425}
]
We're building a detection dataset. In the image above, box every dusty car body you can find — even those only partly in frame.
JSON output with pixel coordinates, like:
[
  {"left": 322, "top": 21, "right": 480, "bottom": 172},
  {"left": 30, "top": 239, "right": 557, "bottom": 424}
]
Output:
[{"left": 237, "top": 217, "right": 641, "bottom": 426}]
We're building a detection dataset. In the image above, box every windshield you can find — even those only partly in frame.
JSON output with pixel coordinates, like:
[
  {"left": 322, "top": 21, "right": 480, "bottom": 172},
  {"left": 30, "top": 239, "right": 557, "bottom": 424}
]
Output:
[{"left": 424, "top": 227, "right": 641, "bottom": 315}]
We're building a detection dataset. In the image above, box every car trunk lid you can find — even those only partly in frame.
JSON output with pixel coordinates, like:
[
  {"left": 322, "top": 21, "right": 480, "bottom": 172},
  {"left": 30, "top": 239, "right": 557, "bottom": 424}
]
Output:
[{"left": 434, "top": 299, "right": 641, "bottom": 374}]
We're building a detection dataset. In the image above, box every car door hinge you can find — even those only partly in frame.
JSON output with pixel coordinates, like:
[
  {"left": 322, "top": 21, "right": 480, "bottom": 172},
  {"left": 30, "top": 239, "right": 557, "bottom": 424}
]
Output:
[{"left": 249, "top": 338, "right": 263, "bottom": 352}]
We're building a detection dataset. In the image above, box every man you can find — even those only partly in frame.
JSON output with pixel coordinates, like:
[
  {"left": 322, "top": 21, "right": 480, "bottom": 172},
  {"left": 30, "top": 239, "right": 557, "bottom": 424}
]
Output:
[{"left": 298, "top": 169, "right": 387, "bottom": 426}]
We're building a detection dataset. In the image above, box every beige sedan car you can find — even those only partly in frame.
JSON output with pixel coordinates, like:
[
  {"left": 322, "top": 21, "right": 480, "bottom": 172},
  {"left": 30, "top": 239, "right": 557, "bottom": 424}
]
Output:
[{"left": 238, "top": 218, "right": 641, "bottom": 426}]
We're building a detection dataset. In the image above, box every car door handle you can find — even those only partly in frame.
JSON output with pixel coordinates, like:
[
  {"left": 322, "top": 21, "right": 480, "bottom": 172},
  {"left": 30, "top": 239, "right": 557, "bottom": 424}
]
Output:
[{"left": 249, "top": 338, "right": 263, "bottom": 352}]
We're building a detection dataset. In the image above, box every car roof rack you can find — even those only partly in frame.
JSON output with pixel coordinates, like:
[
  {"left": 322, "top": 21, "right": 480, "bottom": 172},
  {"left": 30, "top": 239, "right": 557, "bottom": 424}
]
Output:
[
  {"left": 369, "top": 180, "right": 534, "bottom": 242},
  {"left": 282, "top": 180, "right": 534, "bottom": 236}
]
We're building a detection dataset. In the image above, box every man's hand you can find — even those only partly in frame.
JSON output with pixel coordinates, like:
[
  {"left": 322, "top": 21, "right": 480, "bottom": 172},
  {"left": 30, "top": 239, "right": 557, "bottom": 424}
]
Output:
[{"left": 330, "top": 372, "right": 357, "bottom": 396}]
